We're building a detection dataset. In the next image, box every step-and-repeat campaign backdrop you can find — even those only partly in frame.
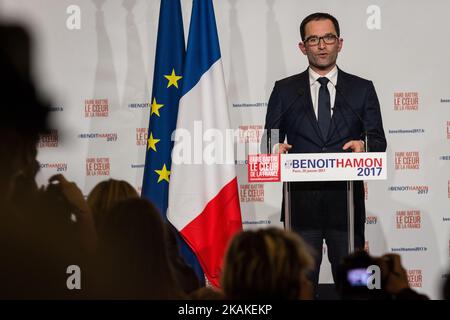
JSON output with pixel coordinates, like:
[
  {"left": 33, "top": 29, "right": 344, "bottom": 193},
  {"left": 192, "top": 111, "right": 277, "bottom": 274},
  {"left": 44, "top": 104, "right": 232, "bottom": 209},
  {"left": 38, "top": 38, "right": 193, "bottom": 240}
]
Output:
[{"left": 1, "top": 0, "right": 449, "bottom": 298}]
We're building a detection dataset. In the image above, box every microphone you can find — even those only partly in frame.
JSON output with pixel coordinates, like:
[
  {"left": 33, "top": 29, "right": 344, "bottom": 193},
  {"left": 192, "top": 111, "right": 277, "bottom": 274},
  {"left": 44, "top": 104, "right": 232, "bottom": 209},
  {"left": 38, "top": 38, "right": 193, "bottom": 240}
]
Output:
[
  {"left": 331, "top": 82, "right": 385, "bottom": 152},
  {"left": 265, "top": 88, "right": 304, "bottom": 154}
]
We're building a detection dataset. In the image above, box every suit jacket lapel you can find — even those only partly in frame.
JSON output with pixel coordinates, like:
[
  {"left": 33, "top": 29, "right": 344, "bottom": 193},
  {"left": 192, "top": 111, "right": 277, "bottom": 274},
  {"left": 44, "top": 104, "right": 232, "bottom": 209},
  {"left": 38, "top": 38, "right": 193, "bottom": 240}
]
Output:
[
  {"left": 298, "top": 70, "right": 324, "bottom": 144},
  {"left": 328, "top": 68, "right": 349, "bottom": 142}
]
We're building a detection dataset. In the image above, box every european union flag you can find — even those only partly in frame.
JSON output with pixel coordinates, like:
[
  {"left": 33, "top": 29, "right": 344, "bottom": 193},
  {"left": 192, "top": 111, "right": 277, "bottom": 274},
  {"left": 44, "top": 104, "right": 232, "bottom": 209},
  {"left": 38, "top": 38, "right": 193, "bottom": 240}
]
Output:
[{"left": 142, "top": 0, "right": 203, "bottom": 283}]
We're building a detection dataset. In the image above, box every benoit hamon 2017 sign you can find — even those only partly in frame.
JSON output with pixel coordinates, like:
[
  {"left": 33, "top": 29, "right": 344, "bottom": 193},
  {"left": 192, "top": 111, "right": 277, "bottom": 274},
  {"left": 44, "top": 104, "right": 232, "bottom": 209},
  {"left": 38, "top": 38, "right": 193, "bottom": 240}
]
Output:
[{"left": 248, "top": 153, "right": 387, "bottom": 183}]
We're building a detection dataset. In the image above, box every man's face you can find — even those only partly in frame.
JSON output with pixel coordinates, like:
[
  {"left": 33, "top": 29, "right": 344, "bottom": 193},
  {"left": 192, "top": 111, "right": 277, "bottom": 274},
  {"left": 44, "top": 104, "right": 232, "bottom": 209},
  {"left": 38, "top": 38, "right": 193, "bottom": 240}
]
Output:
[{"left": 299, "top": 19, "right": 343, "bottom": 74}]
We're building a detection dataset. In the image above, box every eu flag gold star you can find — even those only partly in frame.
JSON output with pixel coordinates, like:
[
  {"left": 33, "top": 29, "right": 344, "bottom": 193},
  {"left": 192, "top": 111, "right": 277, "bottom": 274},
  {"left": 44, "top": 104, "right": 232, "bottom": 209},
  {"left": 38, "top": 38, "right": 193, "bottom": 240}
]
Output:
[
  {"left": 155, "top": 164, "right": 170, "bottom": 183},
  {"left": 147, "top": 133, "right": 160, "bottom": 152},
  {"left": 164, "top": 69, "right": 182, "bottom": 89},
  {"left": 151, "top": 98, "right": 164, "bottom": 117}
]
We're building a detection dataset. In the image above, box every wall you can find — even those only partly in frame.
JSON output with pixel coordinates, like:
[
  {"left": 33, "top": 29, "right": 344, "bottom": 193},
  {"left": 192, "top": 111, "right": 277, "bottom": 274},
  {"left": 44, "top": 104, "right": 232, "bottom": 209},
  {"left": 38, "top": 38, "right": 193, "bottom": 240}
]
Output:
[{"left": 1, "top": 0, "right": 449, "bottom": 298}]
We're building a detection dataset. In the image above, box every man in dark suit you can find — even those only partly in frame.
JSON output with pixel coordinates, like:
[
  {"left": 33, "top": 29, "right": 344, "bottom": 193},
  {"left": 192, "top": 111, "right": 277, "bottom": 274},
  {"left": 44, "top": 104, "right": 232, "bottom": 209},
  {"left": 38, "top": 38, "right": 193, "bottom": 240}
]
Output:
[{"left": 264, "top": 12, "right": 386, "bottom": 292}]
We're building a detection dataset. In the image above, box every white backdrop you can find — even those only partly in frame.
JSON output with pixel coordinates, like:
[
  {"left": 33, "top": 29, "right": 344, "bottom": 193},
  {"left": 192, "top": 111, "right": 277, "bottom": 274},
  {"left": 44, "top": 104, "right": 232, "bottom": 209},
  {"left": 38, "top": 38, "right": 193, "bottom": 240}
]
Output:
[{"left": 1, "top": 0, "right": 449, "bottom": 299}]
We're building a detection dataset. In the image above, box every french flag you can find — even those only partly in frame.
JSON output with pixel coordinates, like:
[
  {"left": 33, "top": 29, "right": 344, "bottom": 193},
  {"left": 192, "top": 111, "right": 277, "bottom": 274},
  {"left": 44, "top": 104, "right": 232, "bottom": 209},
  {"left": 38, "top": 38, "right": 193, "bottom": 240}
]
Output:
[{"left": 167, "top": 0, "right": 242, "bottom": 287}]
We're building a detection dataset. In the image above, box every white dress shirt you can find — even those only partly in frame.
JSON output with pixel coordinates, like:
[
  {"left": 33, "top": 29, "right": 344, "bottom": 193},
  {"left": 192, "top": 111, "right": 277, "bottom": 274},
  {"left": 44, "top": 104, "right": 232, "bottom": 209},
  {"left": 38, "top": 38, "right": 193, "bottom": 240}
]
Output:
[{"left": 309, "top": 66, "right": 338, "bottom": 119}]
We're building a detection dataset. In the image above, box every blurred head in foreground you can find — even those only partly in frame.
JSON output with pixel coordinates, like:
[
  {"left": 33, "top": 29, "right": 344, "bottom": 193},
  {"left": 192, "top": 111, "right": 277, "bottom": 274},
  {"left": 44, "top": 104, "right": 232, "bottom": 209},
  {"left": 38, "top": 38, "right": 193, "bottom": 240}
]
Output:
[{"left": 221, "top": 227, "right": 314, "bottom": 300}]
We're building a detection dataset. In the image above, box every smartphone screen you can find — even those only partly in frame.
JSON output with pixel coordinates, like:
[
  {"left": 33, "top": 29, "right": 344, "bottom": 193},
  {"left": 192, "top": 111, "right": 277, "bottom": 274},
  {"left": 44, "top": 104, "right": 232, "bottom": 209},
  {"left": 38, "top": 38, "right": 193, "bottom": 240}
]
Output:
[{"left": 347, "top": 268, "right": 369, "bottom": 287}]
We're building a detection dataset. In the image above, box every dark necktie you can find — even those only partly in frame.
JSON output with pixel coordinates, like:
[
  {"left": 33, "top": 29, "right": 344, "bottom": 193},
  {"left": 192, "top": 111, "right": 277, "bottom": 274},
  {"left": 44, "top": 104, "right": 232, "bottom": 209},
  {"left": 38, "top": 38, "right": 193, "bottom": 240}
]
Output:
[{"left": 317, "top": 77, "right": 331, "bottom": 139}]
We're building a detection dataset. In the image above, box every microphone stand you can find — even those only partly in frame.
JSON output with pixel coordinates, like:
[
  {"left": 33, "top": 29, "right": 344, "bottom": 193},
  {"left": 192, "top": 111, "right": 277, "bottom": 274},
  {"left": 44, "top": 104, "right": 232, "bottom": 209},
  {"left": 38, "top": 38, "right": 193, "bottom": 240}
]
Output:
[
  {"left": 284, "top": 164, "right": 291, "bottom": 232},
  {"left": 346, "top": 129, "right": 369, "bottom": 253},
  {"left": 265, "top": 89, "right": 304, "bottom": 232},
  {"left": 347, "top": 183, "right": 355, "bottom": 253},
  {"left": 267, "top": 128, "right": 291, "bottom": 231},
  {"left": 267, "top": 130, "right": 271, "bottom": 155},
  {"left": 331, "top": 81, "right": 373, "bottom": 254}
]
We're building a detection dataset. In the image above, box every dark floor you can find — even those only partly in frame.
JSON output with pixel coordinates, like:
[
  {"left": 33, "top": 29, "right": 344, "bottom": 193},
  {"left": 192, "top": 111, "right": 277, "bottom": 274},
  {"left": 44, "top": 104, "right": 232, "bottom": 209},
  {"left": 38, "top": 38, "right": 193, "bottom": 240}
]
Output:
[{"left": 317, "top": 284, "right": 340, "bottom": 300}]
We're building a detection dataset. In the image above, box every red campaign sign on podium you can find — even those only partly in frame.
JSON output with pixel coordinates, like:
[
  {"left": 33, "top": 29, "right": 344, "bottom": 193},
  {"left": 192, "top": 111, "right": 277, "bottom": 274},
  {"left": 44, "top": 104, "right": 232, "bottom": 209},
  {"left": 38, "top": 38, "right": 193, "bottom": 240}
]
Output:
[{"left": 248, "top": 154, "right": 281, "bottom": 182}]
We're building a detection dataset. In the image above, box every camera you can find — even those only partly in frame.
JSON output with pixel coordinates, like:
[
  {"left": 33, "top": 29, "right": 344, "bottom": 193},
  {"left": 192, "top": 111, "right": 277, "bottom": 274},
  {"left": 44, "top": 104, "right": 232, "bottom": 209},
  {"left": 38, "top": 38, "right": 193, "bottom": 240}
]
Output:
[
  {"left": 42, "top": 182, "right": 75, "bottom": 222},
  {"left": 336, "top": 250, "right": 388, "bottom": 299},
  {"left": 347, "top": 268, "right": 370, "bottom": 287}
]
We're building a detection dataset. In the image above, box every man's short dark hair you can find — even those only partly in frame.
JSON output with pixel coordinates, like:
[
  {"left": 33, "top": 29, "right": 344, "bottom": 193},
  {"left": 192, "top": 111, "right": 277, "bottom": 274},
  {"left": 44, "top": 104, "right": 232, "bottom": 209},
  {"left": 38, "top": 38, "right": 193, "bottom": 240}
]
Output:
[{"left": 300, "top": 12, "right": 340, "bottom": 41}]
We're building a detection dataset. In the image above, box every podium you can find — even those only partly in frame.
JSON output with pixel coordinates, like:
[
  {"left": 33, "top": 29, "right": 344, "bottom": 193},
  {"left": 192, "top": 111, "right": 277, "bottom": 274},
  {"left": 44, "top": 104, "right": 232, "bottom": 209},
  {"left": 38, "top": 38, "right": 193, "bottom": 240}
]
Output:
[{"left": 248, "top": 152, "right": 387, "bottom": 253}]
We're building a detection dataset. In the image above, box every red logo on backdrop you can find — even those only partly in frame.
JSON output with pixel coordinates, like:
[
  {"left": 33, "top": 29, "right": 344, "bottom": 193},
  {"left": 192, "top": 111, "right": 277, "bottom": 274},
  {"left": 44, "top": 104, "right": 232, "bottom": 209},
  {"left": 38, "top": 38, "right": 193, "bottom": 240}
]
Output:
[
  {"left": 136, "top": 128, "right": 148, "bottom": 146},
  {"left": 84, "top": 99, "right": 109, "bottom": 117},
  {"left": 248, "top": 154, "right": 280, "bottom": 182},
  {"left": 395, "top": 151, "right": 420, "bottom": 170},
  {"left": 40, "top": 162, "right": 67, "bottom": 172},
  {"left": 366, "top": 216, "right": 377, "bottom": 225},
  {"left": 364, "top": 241, "right": 370, "bottom": 254},
  {"left": 86, "top": 157, "right": 110, "bottom": 176},
  {"left": 396, "top": 210, "right": 421, "bottom": 229},
  {"left": 239, "top": 125, "right": 264, "bottom": 144},
  {"left": 364, "top": 181, "right": 368, "bottom": 200},
  {"left": 448, "top": 181, "right": 450, "bottom": 198},
  {"left": 447, "top": 121, "right": 450, "bottom": 139},
  {"left": 38, "top": 129, "right": 58, "bottom": 148},
  {"left": 239, "top": 184, "right": 265, "bottom": 202},
  {"left": 394, "top": 92, "right": 419, "bottom": 111},
  {"left": 78, "top": 133, "right": 117, "bottom": 142},
  {"left": 407, "top": 269, "right": 422, "bottom": 288}
]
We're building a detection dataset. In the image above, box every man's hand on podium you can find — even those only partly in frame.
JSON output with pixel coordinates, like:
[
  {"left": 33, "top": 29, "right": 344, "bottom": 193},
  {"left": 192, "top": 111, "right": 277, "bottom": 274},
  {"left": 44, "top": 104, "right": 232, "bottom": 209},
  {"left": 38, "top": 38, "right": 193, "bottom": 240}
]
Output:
[
  {"left": 276, "top": 143, "right": 292, "bottom": 154},
  {"left": 275, "top": 140, "right": 365, "bottom": 153},
  {"left": 343, "top": 140, "right": 365, "bottom": 152}
]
